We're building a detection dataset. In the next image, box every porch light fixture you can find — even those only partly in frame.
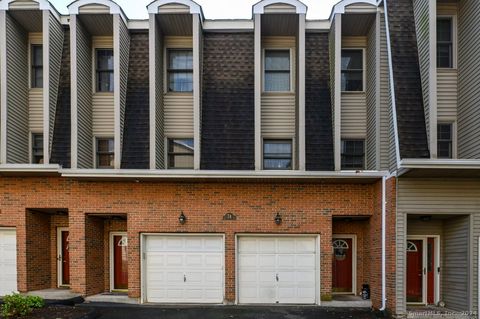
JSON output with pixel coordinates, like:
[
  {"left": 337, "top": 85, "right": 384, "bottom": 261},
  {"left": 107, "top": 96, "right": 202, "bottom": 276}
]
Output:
[
  {"left": 274, "top": 213, "right": 282, "bottom": 225},
  {"left": 420, "top": 215, "right": 432, "bottom": 222},
  {"left": 179, "top": 212, "right": 187, "bottom": 224}
]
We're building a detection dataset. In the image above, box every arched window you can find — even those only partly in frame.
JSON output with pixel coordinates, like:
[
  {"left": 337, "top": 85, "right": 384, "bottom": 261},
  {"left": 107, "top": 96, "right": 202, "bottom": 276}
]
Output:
[
  {"left": 406, "top": 241, "right": 418, "bottom": 252},
  {"left": 333, "top": 239, "right": 349, "bottom": 261},
  {"left": 118, "top": 237, "right": 128, "bottom": 247}
]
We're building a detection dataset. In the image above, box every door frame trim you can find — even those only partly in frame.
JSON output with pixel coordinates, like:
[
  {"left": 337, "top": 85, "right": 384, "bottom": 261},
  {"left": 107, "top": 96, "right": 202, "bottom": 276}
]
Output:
[
  {"left": 57, "top": 227, "right": 69, "bottom": 287},
  {"left": 332, "top": 234, "right": 357, "bottom": 295},
  {"left": 234, "top": 233, "right": 321, "bottom": 305},
  {"left": 140, "top": 233, "right": 226, "bottom": 304},
  {"left": 406, "top": 235, "right": 440, "bottom": 305},
  {"left": 109, "top": 231, "right": 128, "bottom": 292}
]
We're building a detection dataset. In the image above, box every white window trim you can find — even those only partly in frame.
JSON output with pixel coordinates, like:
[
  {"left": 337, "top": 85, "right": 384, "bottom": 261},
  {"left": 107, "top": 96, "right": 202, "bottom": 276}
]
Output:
[
  {"left": 109, "top": 231, "right": 128, "bottom": 292},
  {"left": 340, "top": 48, "right": 366, "bottom": 93},
  {"left": 93, "top": 136, "right": 115, "bottom": 169},
  {"left": 164, "top": 136, "right": 195, "bottom": 170},
  {"left": 437, "top": 121, "right": 457, "bottom": 159},
  {"left": 56, "top": 227, "right": 69, "bottom": 287},
  {"left": 163, "top": 46, "right": 194, "bottom": 94},
  {"left": 437, "top": 15, "right": 457, "bottom": 70},
  {"left": 261, "top": 137, "right": 295, "bottom": 170},
  {"left": 262, "top": 48, "right": 295, "bottom": 94}
]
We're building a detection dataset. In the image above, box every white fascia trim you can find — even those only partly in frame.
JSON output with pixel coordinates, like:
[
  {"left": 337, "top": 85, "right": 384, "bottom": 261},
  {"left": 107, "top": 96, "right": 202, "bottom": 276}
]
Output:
[
  {"left": 400, "top": 159, "right": 480, "bottom": 170},
  {"left": 253, "top": 0, "right": 307, "bottom": 15},
  {"left": 0, "top": 0, "right": 61, "bottom": 22},
  {"left": 0, "top": 164, "right": 61, "bottom": 172},
  {"left": 60, "top": 169, "right": 388, "bottom": 179},
  {"left": 203, "top": 20, "right": 253, "bottom": 32},
  {"left": 329, "top": 0, "right": 378, "bottom": 22},
  {"left": 128, "top": 19, "right": 149, "bottom": 30},
  {"left": 68, "top": 0, "right": 127, "bottom": 23},
  {"left": 305, "top": 20, "right": 330, "bottom": 31},
  {"left": 146, "top": 0, "right": 202, "bottom": 15}
]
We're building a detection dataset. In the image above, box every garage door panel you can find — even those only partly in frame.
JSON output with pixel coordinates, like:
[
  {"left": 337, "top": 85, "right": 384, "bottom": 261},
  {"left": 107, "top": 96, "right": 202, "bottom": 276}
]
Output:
[
  {"left": 259, "top": 254, "right": 276, "bottom": 267},
  {"left": 259, "top": 239, "right": 276, "bottom": 253},
  {"left": 296, "top": 254, "right": 315, "bottom": 267},
  {"left": 0, "top": 230, "right": 17, "bottom": 296},
  {"left": 295, "top": 238, "right": 316, "bottom": 253}
]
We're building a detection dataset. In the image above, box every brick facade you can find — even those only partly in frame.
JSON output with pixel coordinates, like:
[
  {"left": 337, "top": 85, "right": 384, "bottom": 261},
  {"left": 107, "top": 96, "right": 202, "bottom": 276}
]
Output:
[{"left": 0, "top": 176, "right": 393, "bottom": 307}]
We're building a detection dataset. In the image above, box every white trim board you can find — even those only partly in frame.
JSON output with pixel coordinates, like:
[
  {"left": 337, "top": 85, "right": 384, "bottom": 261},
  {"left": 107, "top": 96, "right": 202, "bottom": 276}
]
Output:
[{"left": 57, "top": 227, "right": 69, "bottom": 287}]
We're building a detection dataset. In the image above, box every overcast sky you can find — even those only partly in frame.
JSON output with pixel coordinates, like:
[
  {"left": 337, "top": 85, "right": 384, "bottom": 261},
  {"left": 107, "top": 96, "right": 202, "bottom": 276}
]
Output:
[{"left": 49, "top": 0, "right": 339, "bottom": 20}]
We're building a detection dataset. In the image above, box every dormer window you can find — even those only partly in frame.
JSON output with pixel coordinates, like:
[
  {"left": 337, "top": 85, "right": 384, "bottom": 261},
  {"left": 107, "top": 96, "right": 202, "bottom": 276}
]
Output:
[
  {"left": 31, "top": 45, "right": 43, "bottom": 88},
  {"left": 264, "top": 50, "right": 291, "bottom": 92},
  {"left": 341, "top": 49, "right": 363, "bottom": 92},
  {"left": 167, "top": 49, "right": 193, "bottom": 92},
  {"left": 437, "top": 18, "right": 453, "bottom": 68},
  {"left": 96, "top": 49, "right": 114, "bottom": 92}
]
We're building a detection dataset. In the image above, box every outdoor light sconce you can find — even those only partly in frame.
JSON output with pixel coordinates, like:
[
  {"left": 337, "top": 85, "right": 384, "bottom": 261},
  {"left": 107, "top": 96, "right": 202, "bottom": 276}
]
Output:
[
  {"left": 274, "top": 213, "right": 282, "bottom": 225},
  {"left": 179, "top": 212, "right": 187, "bottom": 224}
]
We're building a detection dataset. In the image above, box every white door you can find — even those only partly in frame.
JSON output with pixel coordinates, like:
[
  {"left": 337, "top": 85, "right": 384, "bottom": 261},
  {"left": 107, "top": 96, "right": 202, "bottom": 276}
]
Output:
[
  {"left": 0, "top": 229, "right": 17, "bottom": 296},
  {"left": 238, "top": 236, "right": 317, "bottom": 304},
  {"left": 144, "top": 235, "right": 224, "bottom": 303}
]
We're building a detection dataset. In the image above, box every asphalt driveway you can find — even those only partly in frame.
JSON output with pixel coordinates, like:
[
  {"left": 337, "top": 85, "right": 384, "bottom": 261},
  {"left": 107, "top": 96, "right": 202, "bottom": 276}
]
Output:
[{"left": 87, "top": 304, "right": 385, "bottom": 319}]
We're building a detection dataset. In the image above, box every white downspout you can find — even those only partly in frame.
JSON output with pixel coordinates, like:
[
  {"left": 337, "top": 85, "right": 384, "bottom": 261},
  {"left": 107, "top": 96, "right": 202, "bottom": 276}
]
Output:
[
  {"left": 380, "top": 176, "right": 387, "bottom": 311},
  {"left": 477, "top": 236, "right": 479, "bottom": 318}
]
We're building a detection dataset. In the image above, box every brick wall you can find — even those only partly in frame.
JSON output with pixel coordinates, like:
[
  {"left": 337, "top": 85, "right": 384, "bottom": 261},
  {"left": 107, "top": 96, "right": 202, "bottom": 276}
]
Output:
[
  {"left": 25, "top": 211, "right": 51, "bottom": 291},
  {"left": 0, "top": 176, "right": 389, "bottom": 307}
]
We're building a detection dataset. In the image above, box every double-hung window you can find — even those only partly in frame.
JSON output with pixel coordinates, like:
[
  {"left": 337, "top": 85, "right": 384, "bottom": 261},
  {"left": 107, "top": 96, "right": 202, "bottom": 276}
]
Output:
[
  {"left": 437, "top": 18, "right": 453, "bottom": 68},
  {"left": 341, "top": 49, "right": 363, "bottom": 92},
  {"left": 341, "top": 140, "right": 365, "bottom": 170},
  {"left": 168, "top": 50, "right": 193, "bottom": 92},
  {"left": 96, "top": 49, "right": 114, "bottom": 92},
  {"left": 31, "top": 45, "right": 43, "bottom": 88},
  {"left": 96, "top": 138, "right": 114, "bottom": 168},
  {"left": 437, "top": 123, "right": 453, "bottom": 159},
  {"left": 167, "top": 138, "right": 194, "bottom": 169},
  {"left": 31, "top": 133, "right": 43, "bottom": 164},
  {"left": 264, "top": 50, "right": 291, "bottom": 92},
  {"left": 263, "top": 140, "right": 292, "bottom": 170}
]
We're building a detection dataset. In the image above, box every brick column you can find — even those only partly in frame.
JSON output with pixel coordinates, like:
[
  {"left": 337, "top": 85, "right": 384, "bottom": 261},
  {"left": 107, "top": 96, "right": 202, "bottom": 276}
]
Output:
[
  {"left": 320, "top": 215, "right": 333, "bottom": 300},
  {"left": 68, "top": 209, "right": 86, "bottom": 295}
]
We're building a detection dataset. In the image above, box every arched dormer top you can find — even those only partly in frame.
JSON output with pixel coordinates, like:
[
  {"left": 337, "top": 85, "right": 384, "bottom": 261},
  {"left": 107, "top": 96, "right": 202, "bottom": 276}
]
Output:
[
  {"left": 253, "top": 0, "right": 307, "bottom": 15},
  {"left": 147, "top": 0, "right": 202, "bottom": 16},
  {"left": 330, "top": 0, "right": 378, "bottom": 20},
  {"left": 0, "top": 0, "right": 61, "bottom": 21}
]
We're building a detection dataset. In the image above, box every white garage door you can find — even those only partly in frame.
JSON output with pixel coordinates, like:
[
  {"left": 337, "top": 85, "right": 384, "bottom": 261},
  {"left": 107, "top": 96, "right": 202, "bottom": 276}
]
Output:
[
  {"left": 0, "top": 229, "right": 17, "bottom": 296},
  {"left": 144, "top": 235, "right": 224, "bottom": 303},
  {"left": 238, "top": 236, "right": 317, "bottom": 304}
]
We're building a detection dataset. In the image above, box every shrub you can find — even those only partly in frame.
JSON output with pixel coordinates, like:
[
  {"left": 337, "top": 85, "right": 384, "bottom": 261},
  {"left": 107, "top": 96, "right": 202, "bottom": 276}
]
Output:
[{"left": 1, "top": 294, "right": 45, "bottom": 318}]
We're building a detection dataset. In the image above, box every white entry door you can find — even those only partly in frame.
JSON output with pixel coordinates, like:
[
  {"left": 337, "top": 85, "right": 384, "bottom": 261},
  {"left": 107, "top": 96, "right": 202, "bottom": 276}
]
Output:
[
  {"left": 238, "top": 236, "right": 318, "bottom": 304},
  {"left": 0, "top": 229, "right": 17, "bottom": 296},
  {"left": 144, "top": 235, "right": 224, "bottom": 303}
]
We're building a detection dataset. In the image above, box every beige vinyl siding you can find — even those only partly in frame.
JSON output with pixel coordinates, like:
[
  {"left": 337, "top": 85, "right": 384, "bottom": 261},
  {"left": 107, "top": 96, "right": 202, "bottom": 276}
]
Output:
[
  {"left": 457, "top": 0, "right": 480, "bottom": 159},
  {"left": 164, "top": 94, "right": 194, "bottom": 136},
  {"left": 158, "top": 3, "right": 190, "bottom": 14},
  {"left": 78, "top": 4, "right": 110, "bottom": 14},
  {"left": 92, "top": 36, "right": 113, "bottom": 49},
  {"left": 263, "top": 3, "right": 296, "bottom": 14},
  {"left": 413, "top": 0, "right": 431, "bottom": 142},
  {"left": 118, "top": 17, "right": 130, "bottom": 153},
  {"left": 437, "top": 69, "right": 458, "bottom": 121},
  {"left": 92, "top": 93, "right": 114, "bottom": 136},
  {"left": 407, "top": 218, "right": 443, "bottom": 236},
  {"left": 341, "top": 93, "right": 367, "bottom": 138},
  {"left": 395, "top": 210, "right": 407, "bottom": 315},
  {"left": 437, "top": 3, "right": 458, "bottom": 16},
  {"left": 5, "top": 12, "right": 29, "bottom": 163},
  {"left": 164, "top": 36, "right": 191, "bottom": 49},
  {"left": 379, "top": 14, "right": 390, "bottom": 170},
  {"left": 366, "top": 21, "right": 376, "bottom": 169},
  {"left": 28, "top": 89, "right": 43, "bottom": 132},
  {"left": 329, "top": 20, "right": 336, "bottom": 152},
  {"left": 75, "top": 19, "right": 93, "bottom": 168},
  {"left": 342, "top": 36, "right": 367, "bottom": 48},
  {"left": 261, "top": 36, "right": 296, "bottom": 138},
  {"left": 47, "top": 11, "right": 64, "bottom": 153},
  {"left": 8, "top": 0, "right": 39, "bottom": 10},
  {"left": 154, "top": 20, "right": 164, "bottom": 169}
]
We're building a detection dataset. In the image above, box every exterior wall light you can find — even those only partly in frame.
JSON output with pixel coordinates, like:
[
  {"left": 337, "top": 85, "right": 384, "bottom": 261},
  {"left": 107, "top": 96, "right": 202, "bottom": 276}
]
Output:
[
  {"left": 275, "top": 213, "right": 282, "bottom": 225},
  {"left": 179, "top": 212, "right": 187, "bottom": 224}
]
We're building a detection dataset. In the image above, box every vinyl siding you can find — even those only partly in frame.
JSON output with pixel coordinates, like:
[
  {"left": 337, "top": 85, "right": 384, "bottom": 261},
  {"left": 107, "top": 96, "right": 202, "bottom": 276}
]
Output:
[
  {"left": 342, "top": 36, "right": 367, "bottom": 48},
  {"left": 28, "top": 89, "right": 43, "bottom": 132},
  {"left": 437, "top": 69, "right": 458, "bottom": 121},
  {"left": 47, "top": 12, "right": 64, "bottom": 154},
  {"left": 118, "top": 17, "right": 130, "bottom": 155},
  {"left": 366, "top": 20, "right": 376, "bottom": 170},
  {"left": 407, "top": 218, "right": 443, "bottom": 236},
  {"left": 344, "top": 3, "right": 377, "bottom": 14},
  {"left": 78, "top": 4, "right": 110, "bottom": 14},
  {"left": 164, "top": 93, "right": 194, "bottom": 136},
  {"left": 75, "top": 19, "right": 93, "bottom": 168},
  {"left": 341, "top": 93, "right": 366, "bottom": 138},
  {"left": 396, "top": 211, "right": 407, "bottom": 315},
  {"left": 379, "top": 14, "right": 390, "bottom": 170},
  {"left": 457, "top": 0, "right": 480, "bottom": 159},
  {"left": 412, "top": 0, "right": 431, "bottom": 142},
  {"left": 154, "top": 21, "right": 164, "bottom": 169},
  {"left": 5, "top": 12, "right": 29, "bottom": 163},
  {"left": 92, "top": 93, "right": 114, "bottom": 136},
  {"left": 329, "top": 20, "right": 336, "bottom": 153}
]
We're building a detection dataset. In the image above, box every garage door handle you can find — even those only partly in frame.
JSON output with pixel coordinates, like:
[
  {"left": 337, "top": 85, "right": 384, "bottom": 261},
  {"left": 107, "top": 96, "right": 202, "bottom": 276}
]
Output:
[
  {"left": 184, "top": 275, "right": 186, "bottom": 282},
  {"left": 276, "top": 274, "right": 279, "bottom": 282}
]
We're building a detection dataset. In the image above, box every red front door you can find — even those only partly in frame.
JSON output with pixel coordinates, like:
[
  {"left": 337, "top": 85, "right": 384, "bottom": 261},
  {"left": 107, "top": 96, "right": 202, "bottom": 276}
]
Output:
[
  {"left": 407, "top": 240, "right": 423, "bottom": 303},
  {"left": 113, "top": 235, "right": 128, "bottom": 290},
  {"left": 332, "top": 238, "right": 353, "bottom": 293},
  {"left": 61, "top": 231, "right": 70, "bottom": 285}
]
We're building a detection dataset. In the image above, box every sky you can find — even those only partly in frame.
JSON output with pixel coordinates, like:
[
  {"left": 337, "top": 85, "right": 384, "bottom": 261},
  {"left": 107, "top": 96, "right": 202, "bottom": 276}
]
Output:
[{"left": 49, "top": 0, "right": 339, "bottom": 20}]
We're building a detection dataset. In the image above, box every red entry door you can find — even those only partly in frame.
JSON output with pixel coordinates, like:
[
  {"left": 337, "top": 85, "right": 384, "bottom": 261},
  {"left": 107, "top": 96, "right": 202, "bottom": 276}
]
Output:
[
  {"left": 113, "top": 235, "right": 128, "bottom": 290},
  {"left": 61, "top": 231, "right": 70, "bottom": 285},
  {"left": 406, "top": 240, "right": 423, "bottom": 303},
  {"left": 427, "top": 238, "right": 435, "bottom": 304},
  {"left": 332, "top": 238, "right": 353, "bottom": 293}
]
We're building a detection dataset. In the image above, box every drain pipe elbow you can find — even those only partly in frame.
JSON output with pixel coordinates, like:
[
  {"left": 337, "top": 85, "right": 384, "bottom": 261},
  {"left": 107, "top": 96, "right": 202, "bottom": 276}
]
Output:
[{"left": 379, "top": 175, "right": 387, "bottom": 312}]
